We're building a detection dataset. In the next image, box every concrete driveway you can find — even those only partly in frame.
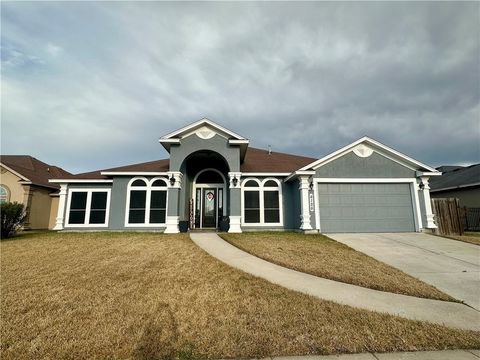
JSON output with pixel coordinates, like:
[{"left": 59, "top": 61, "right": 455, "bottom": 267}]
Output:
[{"left": 328, "top": 233, "right": 480, "bottom": 310}]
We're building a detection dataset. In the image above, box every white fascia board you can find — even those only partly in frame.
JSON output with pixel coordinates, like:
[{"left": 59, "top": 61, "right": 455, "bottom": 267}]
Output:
[
  {"left": 49, "top": 179, "right": 113, "bottom": 184},
  {"left": 416, "top": 171, "right": 442, "bottom": 177},
  {"left": 0, "top": 163, "right": 31, "bottom": 182},
  {"left": 158, "top": 139, "right": 181, "bottom": 144},
  {"left": 241, "top": 172, "right": 290, "bottom": 176},
  {"left": 100, "top": 171, "right": 169, "bottom": 176},
  {"left": 299, "top": 136, "right": 437, "bottom": 173},
  {"left": 18, "top": 181, "right": 33, "bottom": 185},
  {"left": 364, "top": 137, "right": 437, "bottom": 172},
  {"left": 285, "top": 170, "right": 316, "bottom": 182},
  {"left": 160, "top": 118, "right": 247, "bottom": 140},
  {"left": 229, "top": 139, "right": 250, "bottom": 145}
]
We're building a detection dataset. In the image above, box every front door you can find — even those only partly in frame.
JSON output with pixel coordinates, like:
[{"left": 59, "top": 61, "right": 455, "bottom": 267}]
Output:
[
  {"left": 194, "top": 186, "right": 224, "bottom": 229},
  {"left": 202, "top": 188, "right": 217, "bottom": 228}
]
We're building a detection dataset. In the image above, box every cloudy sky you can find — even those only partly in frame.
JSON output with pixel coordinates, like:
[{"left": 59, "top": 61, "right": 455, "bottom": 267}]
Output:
[{"left": 1, "top": 2, "right": 479, "bottom": 173}]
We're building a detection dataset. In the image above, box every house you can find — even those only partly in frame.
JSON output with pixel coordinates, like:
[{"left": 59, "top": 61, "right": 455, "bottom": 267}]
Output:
[
  {"left": 49, "top": 118, "right": 440, "bottom": 233},
  {"left": 429, "top": 164, "right": 480, "bottom": 208},
  {"left": 0, "top": 155, "right": 72, "bottom": 230}
]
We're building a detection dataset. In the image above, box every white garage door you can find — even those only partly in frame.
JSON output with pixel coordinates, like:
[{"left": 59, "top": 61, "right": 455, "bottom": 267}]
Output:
[{"left": 318, "top": 183, "right": 416, "bottom": 233}]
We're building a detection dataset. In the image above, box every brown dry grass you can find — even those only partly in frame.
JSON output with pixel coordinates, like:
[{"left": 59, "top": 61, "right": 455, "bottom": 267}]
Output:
[
  {"left": 221, "top": 232, "right": 455, "bottom": 302},
  {"left": 1, "top": 232, "right": 478, "bottom": 359},
  {"left": 441, "top": 232, "right": 480, "bottom": 246}
]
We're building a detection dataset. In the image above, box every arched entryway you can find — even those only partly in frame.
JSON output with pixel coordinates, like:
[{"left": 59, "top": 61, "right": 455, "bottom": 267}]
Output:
[
  {"left": 193, "top": 169, "right": 226, "bottom": 228},
  {"left": 179, "top": 150, "right": 230, "bottom": 230}
]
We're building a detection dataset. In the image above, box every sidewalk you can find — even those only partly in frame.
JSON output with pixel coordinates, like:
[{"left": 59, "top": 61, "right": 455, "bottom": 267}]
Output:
[
  {"left": 190, "top": 233, "right": 480, "bottom": 331},
  {"left": 264, "top": 349, "right": 480, "bottom": 359}
]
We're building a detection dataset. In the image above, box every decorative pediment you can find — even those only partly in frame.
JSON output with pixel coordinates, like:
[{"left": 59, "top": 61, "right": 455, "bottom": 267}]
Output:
[
  {"left": 352, "top": 144, "right": 374, "bottom": 158},
  {"left": 158, "top": 118, "right": 249, "bottom": 160},
  {"left": 193, "top": 126, "right": 216, "bottom": 140}
]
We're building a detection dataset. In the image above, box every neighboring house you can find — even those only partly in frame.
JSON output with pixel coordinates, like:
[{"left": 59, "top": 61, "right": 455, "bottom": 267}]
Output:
[
  {"left": 430, "top": 164, "right": 480, "bottom": 208},
  {"left": 49, "top": 118, "right": 440, "bottom": 233},
  {"left": 0, "top": 155, "right": 72, "bottom": 230}
]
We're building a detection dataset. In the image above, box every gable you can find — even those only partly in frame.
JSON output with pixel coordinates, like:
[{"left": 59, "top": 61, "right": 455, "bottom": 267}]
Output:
[
  {"left": 301, "top": 137, "right": 438, "bottom": 175},
  {"left": 314, "top": 151, "right": 416, "bottom": 178}
]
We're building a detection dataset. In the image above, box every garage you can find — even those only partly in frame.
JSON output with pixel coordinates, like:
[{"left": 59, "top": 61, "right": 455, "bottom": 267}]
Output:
[{"left": 317, "top": 182, "right": 416, "bottom": 233}]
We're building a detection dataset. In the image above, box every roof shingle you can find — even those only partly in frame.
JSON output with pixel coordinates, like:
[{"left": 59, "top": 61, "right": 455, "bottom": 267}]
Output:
[
  {"left": 0, "top": 155, "right": 72, "bottom": 189},
  {"left": 53, "top": 147, "right": 316, "bottom": 180}
]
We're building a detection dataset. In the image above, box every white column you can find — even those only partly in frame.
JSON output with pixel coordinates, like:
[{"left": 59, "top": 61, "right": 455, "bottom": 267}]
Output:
[
  {"left": 420, "top": 177, "right": 437, "bottom": 229},
  {"left": 53, "top": 184, "right": 68, "bottom": 230},
  {"left": 299, "top": 176, "right": 313, "bottom": 231},
  {"left": 228, "top": 172, "right": 242, "bottom": 233}
]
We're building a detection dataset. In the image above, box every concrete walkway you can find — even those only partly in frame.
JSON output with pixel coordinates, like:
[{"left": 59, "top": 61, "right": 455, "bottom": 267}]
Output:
[
  {"left": 265, "top": 349, "right": 480, "bottom": 359},
  {"left": 328, "top": 233, "right": 480, "bottom": 310},
  {"left": 190, "top": 233, "right": 480, "bottom": 331}
]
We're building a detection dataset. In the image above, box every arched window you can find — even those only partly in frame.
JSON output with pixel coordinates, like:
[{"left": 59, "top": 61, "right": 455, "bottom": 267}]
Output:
[
  {"left": 0, "top": 186, "right": 9, "bottom": 204},
  {"left": 196, "top": 170, "right": 224, "bottom": 184},
  {"left": 241, "top": 178, "right": 282, "bottom": 225},
  {"left": 126, "top": 177, "right": 168, "bottom": 226}
]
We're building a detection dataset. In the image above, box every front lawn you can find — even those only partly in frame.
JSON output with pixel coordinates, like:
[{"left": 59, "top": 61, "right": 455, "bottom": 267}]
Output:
[
  {"left": 441, "top": 232, "right": 480, "bottom": 246},
  {"left": 1, "top": 232, "right": 478, "bottom": 359},
  {"left": 221, "top": 232, "right": 455, "bottom": 302}
]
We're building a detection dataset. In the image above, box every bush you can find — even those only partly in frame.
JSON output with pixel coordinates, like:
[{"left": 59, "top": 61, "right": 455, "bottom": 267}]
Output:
[{"left": 1, "top": 202, "right": 27, "bottom": 239}]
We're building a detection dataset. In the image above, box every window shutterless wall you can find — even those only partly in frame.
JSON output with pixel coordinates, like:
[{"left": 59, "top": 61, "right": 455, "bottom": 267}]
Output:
[
  {"left": 241, "top": 177, "right": 284, "bottom": 227},
  {"left": 64, "top": 188, "right": 111, "bottom": 228}
]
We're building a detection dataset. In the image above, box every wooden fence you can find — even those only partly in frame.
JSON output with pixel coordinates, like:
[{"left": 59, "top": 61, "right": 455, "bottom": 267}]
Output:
[{"left": 431, "top": 198, "right": 465, "bottom": 236}]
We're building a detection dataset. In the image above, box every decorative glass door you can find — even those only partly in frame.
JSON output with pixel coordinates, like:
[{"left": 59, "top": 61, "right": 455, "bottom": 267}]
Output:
[{"left": 202, "top": 188, "right": 217, "bottom": 228}]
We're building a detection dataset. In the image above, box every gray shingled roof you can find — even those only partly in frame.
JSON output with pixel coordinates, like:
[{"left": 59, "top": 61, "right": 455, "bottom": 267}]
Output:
[{"left": 429, "top": 164, "right": 480, "bottom": 191}]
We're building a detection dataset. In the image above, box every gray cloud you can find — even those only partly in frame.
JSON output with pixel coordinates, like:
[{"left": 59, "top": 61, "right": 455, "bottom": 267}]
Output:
[{"left": 1, "top": 1, "right": 478, "bottom": 173}]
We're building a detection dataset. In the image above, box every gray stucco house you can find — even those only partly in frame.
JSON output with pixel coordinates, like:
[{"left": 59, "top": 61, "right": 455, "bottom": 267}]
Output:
[{"left": 50, "top": 118, "right": 440, "bottom": 233}]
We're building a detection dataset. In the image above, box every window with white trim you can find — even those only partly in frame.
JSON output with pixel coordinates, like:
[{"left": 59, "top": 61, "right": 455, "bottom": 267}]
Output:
[
  {"left": 242, "top": 178, "right": 282, "bottom": 225},
  {"left": 66, "top": 189, "right": 110, "bottom": 226},
  {"left": 0, "top": 185, "right": 9, "bottom": 204},
  {"left": 126, "top": 177, "right": 167, "bottom": 225}
]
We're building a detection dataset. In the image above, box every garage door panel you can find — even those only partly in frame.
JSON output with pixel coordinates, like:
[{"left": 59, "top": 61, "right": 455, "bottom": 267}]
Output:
[{"left": 318, "top": 182, "right": 415, "bottom": 233}]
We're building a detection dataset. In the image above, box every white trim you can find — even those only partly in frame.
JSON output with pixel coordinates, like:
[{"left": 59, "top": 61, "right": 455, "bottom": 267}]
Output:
[
  {"left": 0, "top": 163, "right": 30, "bottom": 182},
  {"left": 167, "top": 171, "right": 183, "bottom": 189},
  {"left": 49, "top": 179, "right": 113, "bottom": 183},
  {"left": 228, "top": 139, "right": 250, "bottom": 145},
  {"left": 241, "top": 177, "right": 283, "bottom": 227},
  {"left": 411, "top": 180, "right": 423, "bottom": 230},
  {"left": 160, "top": 118, "right": 247, "bottom": 141},
  {"left": 243, "top": 172, "right": 291, "bottom": 177},
  {"left": 64, "top": 188, "right": 111, "bottom": 228},
  {"left": 18, "top": 181, "right": 33, "bottom": 185},
  {"left": 228, "top": 215, "right": 242, "bottom": 233},
  {"left": 419, "top": 177, "right": 436, "bottom": 229},
  {"left": 299, "top": 176, "right": 313, "bottom": 230},
  {"left": 100, "top": 171, "right": 169, "bottom": 176},
  {"left": 315, "top": 178, "right": 421, "bottom": 183},
  {"left": 164, "top": 216, "right": 180, "bottom": 233},
  {"left": 285, "top": 170, "right": 315, "bottom": 182},
  {"left": 416, "top": 171, "right": 442, "bottom": 177},
  {"left": 124, "top": 177, "right": 168, "bottom": 227},
  {"left": 159, "top": 138, "right": 181, "bottom": 144},
  {"left": 313, "top": 178, "right": 422, "bottom": 232},
  {"left": 53, "top": 184, "right": 68, "bottom": 230},
  {"left": 299, "top": 136, "right": 438, "bottom": 173},
  {"left": 228, "top": 171, "right": 242, "bottom": 189},
  {"left": 192, "top": 168, "right": 227, "bottom": 229}
]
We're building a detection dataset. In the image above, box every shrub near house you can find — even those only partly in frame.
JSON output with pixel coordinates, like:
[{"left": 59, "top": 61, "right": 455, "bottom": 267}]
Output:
[{"left": 1, "top": 202, "right": 26, "bottom": 239}]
